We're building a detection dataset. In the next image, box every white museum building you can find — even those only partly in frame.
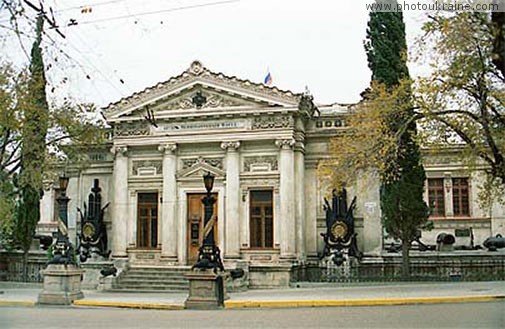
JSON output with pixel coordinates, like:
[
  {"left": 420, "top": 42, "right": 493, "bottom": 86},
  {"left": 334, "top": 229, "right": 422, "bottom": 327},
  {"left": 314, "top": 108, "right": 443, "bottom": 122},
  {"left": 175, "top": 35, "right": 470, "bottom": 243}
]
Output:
[{"left": 38, "top": 61, "right": 505, "bottom": 288}]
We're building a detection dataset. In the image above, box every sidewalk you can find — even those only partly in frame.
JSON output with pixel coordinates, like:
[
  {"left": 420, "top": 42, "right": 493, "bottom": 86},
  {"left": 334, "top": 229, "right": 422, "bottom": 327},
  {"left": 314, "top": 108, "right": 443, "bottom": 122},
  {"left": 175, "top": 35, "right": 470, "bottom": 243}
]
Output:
[{"left": 0, "top": 281, "right": 504, "bottom": 310}]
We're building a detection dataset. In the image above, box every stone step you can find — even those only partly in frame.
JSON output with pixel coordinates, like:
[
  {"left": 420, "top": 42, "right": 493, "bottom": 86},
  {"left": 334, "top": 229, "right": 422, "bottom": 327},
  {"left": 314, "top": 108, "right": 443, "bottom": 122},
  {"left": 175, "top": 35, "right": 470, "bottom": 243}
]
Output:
[
  {"left": 108, "top": 266, "right": 193, "bottom": 292},
  {"left": 107, "top": 288, "right": 187, "bottom": 293},
  {"left": 117, "top": 278, "right": 188, "bottom": 284},
  {"left": 124, "top": 271, "right": 189, "bottom": 276},
  {"left": 111, "top": 284, "right": 188, "bottom": 291}
]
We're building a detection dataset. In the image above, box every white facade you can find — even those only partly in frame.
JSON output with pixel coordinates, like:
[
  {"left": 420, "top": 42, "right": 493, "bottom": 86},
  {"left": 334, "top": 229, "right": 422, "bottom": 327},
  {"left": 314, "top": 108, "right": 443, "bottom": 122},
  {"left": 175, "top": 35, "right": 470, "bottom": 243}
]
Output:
[{"left": 39, "top": 61, "right": 505, "bottom": 277}]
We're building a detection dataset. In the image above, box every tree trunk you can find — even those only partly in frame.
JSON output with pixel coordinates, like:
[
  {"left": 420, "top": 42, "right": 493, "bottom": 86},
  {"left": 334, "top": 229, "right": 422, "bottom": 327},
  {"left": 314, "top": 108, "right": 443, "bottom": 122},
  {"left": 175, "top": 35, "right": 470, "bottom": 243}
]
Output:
[
  {"left": 22, "top": 248, "right": 28, "bottom": 282},
  {"left": 401, "top": 240, "right": 411, "bottom": 280}
]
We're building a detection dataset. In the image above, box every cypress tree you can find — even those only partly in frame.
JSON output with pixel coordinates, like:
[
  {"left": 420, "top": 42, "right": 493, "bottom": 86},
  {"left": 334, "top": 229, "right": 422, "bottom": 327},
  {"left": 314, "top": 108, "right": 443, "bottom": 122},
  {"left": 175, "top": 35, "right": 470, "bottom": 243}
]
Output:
[
  {"left": 364, "top": 0, "right": 429, "bottom": 279},
  {"left": 14, "top": 15, "right": 49, "bottom": 281}
]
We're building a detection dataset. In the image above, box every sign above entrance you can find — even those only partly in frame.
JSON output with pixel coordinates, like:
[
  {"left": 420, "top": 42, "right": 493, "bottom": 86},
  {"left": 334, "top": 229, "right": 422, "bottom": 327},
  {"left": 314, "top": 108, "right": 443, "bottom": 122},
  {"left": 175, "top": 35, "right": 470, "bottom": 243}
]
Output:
[{"left": 153, "top": 119, "right": 251, "bottom": 134}]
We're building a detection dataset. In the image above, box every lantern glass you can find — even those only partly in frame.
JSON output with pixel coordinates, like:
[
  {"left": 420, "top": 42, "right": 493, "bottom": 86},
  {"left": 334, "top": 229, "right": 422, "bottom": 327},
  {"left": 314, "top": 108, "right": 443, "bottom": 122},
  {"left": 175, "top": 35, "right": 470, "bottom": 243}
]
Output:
[
  {"left": 59, "top": 175, "right": 69, "bottom": 191},
  {"left": 203, "top": 171, "right": 214, "bottom": 193}
]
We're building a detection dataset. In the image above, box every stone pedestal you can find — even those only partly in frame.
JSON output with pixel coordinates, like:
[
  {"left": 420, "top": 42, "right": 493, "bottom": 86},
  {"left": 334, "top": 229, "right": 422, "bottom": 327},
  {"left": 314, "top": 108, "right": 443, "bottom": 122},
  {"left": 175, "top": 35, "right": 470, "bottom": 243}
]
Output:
[
  {"left": 185, "top": 270, "right": 227, "bottom": 310},
  {"left": 81, "top": 260, "right": 115, "bottom": 290},
  {"left": 38, "top": 264, "right": 84, "bottom": 305}
]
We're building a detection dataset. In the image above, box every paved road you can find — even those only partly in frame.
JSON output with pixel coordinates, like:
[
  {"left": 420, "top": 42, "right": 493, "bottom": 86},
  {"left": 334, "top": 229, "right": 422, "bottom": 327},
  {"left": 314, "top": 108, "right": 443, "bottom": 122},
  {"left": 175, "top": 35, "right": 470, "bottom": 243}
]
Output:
[{"left": 1, "top": 301, "right": 504, "bottom": 329}]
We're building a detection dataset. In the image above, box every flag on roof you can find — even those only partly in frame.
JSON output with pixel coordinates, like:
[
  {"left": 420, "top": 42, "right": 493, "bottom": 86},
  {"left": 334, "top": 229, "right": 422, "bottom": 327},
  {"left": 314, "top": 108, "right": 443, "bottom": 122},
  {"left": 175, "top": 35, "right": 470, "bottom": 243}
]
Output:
[{"left": 263, "top": 71, "right": 272, "bottom": 85}]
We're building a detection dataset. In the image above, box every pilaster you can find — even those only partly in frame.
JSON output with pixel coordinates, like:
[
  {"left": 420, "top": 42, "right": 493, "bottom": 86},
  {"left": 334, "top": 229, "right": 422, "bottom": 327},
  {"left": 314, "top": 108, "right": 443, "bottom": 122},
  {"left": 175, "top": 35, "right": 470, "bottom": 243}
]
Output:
[
  {"left": 111, "top": 145, "right": 128, "bottom": 258},
  {"left": 275, "top": 138, "right": 296, "bottom": 259},
  {"left": 159, "top": 143, "right": 178, "bottom": 262},
  {"left": 221, "top": 141, "right": 241, "bottom": 259},
  {"left": 294, "top": 140, "right": 305, "bottom": 260}
]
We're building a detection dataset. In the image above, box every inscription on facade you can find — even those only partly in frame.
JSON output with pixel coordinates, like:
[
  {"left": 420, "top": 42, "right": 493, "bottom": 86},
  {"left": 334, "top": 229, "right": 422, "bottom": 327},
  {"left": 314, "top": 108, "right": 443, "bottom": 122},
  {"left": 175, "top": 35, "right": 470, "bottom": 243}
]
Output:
[{"left": 155, "top": 119, "right": 250, "bottom": 133}]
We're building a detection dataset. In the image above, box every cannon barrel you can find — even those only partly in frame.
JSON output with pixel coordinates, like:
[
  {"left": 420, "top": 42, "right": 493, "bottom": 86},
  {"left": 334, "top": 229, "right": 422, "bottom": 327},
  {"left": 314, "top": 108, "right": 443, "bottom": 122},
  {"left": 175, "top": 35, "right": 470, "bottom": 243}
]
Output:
[
  {"left": 100, "top": 266, "right": 117, "bottom": 277},
  {"left": 436, "top": 233, "right": 455, "bottom": 245},
  {"left": 483, "top": 234, "right": 505, "bottom": 251}
]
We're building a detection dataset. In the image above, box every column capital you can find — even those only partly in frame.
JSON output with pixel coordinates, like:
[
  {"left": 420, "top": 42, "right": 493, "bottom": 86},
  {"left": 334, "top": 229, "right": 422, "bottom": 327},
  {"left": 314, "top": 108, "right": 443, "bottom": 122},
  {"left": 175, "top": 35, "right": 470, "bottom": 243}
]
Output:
[
  {"left": 110, "top": 145, "right": 128, "bottom": 157},
  {"left": 158, "top": 143, "right": 177, "bottom": 154},
  {"left": 220, "top": 141, "right": 240, "bottom": 152},
  {"left": 275, "top": 138, "right": 295, "bottom": 150}
]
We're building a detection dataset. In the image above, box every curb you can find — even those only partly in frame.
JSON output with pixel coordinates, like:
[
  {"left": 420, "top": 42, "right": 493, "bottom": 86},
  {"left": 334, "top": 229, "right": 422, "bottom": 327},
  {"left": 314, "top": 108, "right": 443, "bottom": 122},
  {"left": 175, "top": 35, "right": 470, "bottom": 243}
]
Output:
[
  {"left": 0, "top": 300, "right": 35, "bottom": 307},
  {"left": 73, "top": 300, "right": 184, "bottom": 310},
  {"left": 224, "top": 295, "right": 505, "bottom": 309},
  {"left": 1, "top": 295, "right": 503, "bottom": 310}
]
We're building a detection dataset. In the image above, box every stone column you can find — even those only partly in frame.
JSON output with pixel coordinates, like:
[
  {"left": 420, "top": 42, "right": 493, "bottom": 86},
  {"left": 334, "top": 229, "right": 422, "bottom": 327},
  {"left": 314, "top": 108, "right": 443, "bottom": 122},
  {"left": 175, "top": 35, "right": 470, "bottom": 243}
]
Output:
[
  {"left": 275, "top": 138, "right": 296, "bottom": 259},
  {"left": 294, "top": 141, "right": 305, "bottom": 259},
  {"left": 111, "top": 146, "right": 128, "bottom": 258},
  {"left": 159, "top": 143, "right": 178, "bottom": 262},
  {"left": 221, "top": 141, "right": 241, "bottom": 259}
]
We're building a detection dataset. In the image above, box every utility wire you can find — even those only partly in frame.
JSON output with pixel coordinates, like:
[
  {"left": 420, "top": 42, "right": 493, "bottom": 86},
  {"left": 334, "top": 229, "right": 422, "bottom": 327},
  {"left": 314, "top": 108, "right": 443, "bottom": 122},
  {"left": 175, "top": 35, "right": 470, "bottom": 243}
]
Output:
[{"left": 72, "top": 0, "right": 239, "bottom": 26}]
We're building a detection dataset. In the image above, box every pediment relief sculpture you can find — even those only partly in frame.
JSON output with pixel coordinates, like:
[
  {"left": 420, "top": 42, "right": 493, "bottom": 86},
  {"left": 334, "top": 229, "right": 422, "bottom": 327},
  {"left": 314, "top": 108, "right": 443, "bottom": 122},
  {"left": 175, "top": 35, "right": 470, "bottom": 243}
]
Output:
[
  {"left": 159, "top": 90, "right": 252, "bottom": 111},
  {"left": 178, "top": 157, "right": 225, "bottom": 179}
]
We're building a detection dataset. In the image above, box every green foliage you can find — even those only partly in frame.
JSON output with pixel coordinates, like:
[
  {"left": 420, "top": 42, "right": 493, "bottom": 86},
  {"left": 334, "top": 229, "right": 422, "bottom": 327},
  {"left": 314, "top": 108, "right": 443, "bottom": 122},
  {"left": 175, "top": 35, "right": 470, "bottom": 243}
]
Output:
[
  {"left": 416, "top": 11, "right": 505, "bottom": 198},
  {"left": 0, "top": 174, "right": 15, "bottom": 249},
  {"left": 0, "top": 15, "right": 106, "bottom": 262},
  {"left": 12, "top": 185, "right": 40, "bottom": 252},
  {"left": 364, "top": 1, "right": 429, "bottom": 251},
  {"left": 364, "top": 1, "right": 410, "bottom": 88}
]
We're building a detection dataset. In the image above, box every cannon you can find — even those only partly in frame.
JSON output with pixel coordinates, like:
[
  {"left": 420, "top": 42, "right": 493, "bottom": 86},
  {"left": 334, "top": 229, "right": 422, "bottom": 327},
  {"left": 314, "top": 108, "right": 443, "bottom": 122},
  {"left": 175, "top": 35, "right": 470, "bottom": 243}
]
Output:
[
  {"left": 436, "top": 233, "right": 455, "bottom": 251},
  {"left": 483, "top": 234, "right": 505, "bottom": 251},
  {"left": 33, "top": 234, "right": 53, "bottom": 250},
  {"left": 100, "top": 266, "right": 117, "bottom": 277}
]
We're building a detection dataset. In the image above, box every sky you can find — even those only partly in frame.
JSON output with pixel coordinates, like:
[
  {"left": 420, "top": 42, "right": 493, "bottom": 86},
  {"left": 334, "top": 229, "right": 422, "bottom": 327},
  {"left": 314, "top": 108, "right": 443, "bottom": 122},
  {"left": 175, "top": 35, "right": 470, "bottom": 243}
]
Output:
[{"left": 0, "top": 0, "right": 428, "bottom": 108}]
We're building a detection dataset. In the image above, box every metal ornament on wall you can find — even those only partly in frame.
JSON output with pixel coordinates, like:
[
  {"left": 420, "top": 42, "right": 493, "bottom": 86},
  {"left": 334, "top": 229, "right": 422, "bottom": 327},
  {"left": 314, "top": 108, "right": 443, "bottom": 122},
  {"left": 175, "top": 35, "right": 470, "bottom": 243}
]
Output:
[
  {"left": 192, "top": 91, "right": 207, "bottom": 108},
  {"left": 320, "top": 188, "right": 362, "bottom": 266},
  {"left": 77, "top": 179, "right": 110, "bottom": 262}
]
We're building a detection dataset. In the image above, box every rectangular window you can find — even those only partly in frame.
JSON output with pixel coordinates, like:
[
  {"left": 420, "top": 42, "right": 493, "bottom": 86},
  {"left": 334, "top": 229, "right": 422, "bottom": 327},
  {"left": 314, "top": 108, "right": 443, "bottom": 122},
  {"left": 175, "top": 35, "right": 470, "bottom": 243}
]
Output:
[
  {"left": 249, "top": 190, "right": 273, "bottom": 248},
  {"left": 452, "top": 178, "right": 470, "bottom": 216},
  {"left": 428, "top": 178, "right": 445, "bottom": 217},
  {"left": 137, "top": 192, "right": 159, "bottom": 248}
]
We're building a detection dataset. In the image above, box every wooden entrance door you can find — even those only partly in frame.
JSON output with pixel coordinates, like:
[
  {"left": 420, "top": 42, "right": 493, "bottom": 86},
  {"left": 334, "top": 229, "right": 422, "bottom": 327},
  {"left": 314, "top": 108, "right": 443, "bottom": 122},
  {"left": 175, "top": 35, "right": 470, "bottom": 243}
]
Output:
[{"left": 187, "top": 193, "right": 217, "bottom": 264}]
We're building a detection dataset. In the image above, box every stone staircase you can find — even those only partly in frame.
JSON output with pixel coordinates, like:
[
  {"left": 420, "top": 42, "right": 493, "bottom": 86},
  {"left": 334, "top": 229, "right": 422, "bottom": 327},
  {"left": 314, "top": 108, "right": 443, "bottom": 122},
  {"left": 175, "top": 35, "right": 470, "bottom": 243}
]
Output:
[{"left": 110, "top": 266, "right": 190, "bottom": 292}]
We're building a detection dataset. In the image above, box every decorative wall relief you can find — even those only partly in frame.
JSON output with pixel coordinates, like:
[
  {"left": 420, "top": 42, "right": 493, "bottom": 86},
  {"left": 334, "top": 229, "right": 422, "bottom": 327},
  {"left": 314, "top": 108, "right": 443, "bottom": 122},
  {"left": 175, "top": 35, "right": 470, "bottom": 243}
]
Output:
[
  {"left": 114, "top": 122, "right": 150, "bottom": 137},
  {"left": 163, "top": 91, "right": 244, "bottom": 111},
  {"left": 182, "top": 157, "right": 223, "bottom": 170},
  {"left": 132, "top": 160, "right": 162, "bottom": 176},
  {"left": 243, "top": 156, "right": 278, "bottom": 172},
  {"left": 252, "top": 115, "right": 292, "bottom": 130}
]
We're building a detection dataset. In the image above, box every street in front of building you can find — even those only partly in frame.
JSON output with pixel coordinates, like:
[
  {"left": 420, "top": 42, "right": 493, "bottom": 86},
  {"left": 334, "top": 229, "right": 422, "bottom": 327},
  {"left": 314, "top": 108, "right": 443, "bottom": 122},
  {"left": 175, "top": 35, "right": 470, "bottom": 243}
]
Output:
[{"left": 1, "top": 301, "right": 504, "bottom": 329}]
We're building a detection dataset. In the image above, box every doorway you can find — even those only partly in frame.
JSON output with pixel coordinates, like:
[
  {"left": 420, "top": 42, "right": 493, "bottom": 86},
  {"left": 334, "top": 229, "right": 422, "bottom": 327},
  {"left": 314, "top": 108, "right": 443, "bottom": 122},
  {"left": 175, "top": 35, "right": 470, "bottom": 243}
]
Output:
[{"left": 187, "top": 193, "right": 217, "bottom": 264}]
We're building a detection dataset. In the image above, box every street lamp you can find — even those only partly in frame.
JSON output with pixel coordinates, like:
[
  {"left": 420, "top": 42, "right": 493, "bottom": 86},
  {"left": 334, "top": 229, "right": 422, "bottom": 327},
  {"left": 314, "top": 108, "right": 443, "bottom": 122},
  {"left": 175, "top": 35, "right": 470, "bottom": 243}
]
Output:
[
  {"left": 193, "top": 171, "right": 224, "bottom": 271},
  {"left": 49, "top": 174, "right": 75, "bottom": 264}
]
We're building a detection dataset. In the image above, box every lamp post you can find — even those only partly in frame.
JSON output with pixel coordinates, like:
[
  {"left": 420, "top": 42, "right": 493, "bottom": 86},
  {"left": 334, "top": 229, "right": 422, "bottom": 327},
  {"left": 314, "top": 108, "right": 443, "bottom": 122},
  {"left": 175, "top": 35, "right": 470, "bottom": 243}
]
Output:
[
  {"left": 49, "top": 175, "right": 75, "bottom": 265},
  {"left": 193, "top": 171, "right": 224, "bottom": 271}
]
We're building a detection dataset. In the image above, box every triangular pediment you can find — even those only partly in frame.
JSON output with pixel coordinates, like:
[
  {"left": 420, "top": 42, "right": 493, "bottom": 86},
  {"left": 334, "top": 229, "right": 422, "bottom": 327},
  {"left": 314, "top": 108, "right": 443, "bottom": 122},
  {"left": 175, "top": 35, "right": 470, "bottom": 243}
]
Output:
[
  {"left": 104, "top": 60, "right": 302, "bottom": 121},
  {"left": 177, "top": 161, "right": 225, "bottom": 179}
]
